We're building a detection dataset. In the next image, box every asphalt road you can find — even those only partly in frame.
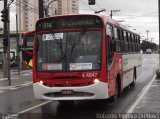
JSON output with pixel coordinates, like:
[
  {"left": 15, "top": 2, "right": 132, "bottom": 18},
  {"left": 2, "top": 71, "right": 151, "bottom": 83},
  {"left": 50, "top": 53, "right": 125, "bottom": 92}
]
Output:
[{"left": 0, "top": 54, "right": 158, "bottom": 119}]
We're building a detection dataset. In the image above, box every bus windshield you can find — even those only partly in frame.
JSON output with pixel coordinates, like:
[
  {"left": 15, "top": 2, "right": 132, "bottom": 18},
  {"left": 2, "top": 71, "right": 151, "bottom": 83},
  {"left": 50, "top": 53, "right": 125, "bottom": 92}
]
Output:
[{"left": 36, "top": 30, "right": 102, "bottom": 71}]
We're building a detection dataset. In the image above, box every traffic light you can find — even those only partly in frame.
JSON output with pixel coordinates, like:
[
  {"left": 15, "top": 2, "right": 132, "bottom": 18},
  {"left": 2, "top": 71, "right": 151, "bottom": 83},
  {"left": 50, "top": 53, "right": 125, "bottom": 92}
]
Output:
[
  {"left": 3, "top": 38, "right": 8, "bottom": 46},
  {"left": 88, "top": 0, "right": 95, "bottom": 5},
  {"left": 1, "top": 9, "right": 8, "bottom": 22}
]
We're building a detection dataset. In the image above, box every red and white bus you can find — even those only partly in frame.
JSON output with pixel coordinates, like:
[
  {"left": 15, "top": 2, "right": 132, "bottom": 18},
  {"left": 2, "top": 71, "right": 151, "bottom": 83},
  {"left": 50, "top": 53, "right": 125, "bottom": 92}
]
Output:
[
  {"left": 22, "top": 31, "right": 34, "bottom": 68},
  {"left": 33, "top": 14, "right": 141, "bottom": 101}
]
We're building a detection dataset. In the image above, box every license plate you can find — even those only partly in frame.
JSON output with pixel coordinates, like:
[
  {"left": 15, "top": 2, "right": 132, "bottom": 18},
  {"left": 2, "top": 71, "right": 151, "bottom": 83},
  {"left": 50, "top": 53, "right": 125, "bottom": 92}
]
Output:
[{"left": 61, "top": 90, "right": 74, "bottom": 95}]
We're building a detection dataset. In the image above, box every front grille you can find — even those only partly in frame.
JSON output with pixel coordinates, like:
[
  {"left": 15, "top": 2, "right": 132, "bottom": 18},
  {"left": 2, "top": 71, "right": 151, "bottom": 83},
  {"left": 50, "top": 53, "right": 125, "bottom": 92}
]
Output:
[
  {"left": 44, "top": 92, "right": 94, "bottom": 97},
  {"left": 43, "top": 82, "right": 93, "bottom": 87}
]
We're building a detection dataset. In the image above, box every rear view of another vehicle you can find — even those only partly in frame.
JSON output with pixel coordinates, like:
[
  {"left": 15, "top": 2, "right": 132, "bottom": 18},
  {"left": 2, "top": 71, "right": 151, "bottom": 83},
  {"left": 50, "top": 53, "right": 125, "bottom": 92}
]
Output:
[{"left": 146, "top": 49, "right": 152, "bottom": 54}]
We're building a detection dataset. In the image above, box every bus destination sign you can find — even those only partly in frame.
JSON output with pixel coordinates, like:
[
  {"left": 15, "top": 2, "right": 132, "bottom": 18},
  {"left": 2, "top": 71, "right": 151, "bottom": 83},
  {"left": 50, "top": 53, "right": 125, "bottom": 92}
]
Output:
[{"left": 36, "top": 15, "right": 103, "bottom": 31}]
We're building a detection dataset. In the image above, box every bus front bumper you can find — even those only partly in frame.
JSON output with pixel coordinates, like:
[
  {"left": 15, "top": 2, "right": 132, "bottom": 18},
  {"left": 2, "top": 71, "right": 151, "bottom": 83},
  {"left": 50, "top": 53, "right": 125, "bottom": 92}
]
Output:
[{"left": 33, "top": 81, "right": 108, "bottom": 100}]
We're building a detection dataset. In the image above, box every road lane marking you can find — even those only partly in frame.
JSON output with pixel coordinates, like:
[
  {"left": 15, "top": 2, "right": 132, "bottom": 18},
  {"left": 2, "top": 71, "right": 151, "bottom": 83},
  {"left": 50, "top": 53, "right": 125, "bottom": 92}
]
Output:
[
  {"left": 17, "top": 100, "right": 52, "bottom": 114},
  {"left": 127, "top": 75, "right": 156, "bottom": 113}
]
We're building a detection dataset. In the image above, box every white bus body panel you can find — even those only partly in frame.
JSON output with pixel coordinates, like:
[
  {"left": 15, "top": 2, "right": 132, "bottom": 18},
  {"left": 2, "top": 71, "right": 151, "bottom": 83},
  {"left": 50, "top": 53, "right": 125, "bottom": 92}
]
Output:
[
  {"left": 122, "top": 53, "right": 142, "bottom": 88},
  {"left": 33, "top": 81, "right": 108, "bottom": 100}
]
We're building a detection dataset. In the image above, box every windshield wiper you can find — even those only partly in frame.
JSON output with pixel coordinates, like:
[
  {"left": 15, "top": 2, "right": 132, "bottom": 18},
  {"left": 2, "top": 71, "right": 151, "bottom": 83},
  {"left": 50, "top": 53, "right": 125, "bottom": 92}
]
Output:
[{"left": 69, "top": 29, "right": 87, "bottom": 60}]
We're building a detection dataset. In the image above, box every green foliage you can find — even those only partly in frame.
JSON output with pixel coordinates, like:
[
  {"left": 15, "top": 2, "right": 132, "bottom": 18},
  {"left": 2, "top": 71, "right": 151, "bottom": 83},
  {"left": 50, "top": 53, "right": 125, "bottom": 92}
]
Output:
[{"left": 141, "top": 40, "right": 158, "bottom": 53}]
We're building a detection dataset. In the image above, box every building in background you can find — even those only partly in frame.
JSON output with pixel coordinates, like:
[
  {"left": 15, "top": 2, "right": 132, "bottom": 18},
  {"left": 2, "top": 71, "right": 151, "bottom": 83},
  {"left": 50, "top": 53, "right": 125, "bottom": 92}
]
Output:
[
  {"left": 16, "top": 0, "right": 79, "bottom": 32},
  {"left": 16, "top": 0, "right": 39, "bottom": 32}
]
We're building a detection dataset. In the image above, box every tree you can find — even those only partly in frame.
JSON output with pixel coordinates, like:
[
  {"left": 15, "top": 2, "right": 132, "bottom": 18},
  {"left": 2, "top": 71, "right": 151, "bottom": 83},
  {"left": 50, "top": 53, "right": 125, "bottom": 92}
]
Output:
[{"left": 141, "top": 40, "right": 158, "bottom": 53}]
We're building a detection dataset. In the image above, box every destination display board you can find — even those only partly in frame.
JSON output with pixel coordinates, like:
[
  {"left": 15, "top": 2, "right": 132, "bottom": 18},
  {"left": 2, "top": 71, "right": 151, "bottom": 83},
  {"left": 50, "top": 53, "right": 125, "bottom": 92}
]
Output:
[{"left": 36, "top": 15, "right": 103, "bottom": 31}]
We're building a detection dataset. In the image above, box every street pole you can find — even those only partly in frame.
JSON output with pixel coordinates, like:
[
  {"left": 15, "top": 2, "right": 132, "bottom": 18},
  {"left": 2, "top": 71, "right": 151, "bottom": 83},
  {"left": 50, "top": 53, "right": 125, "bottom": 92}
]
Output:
[
  {"left": 2, "top": 0, "right": 8, "bottom": 78},
  {"left": 110, "top": 10, "right": 120, "bottom": 19},
  {"left": 7, "top": 4, "right": 11, "bottom": 85},
  {"left": 158, "top": 0, "right": 160, "bottom": 71},
  {"left": 16, "top": 14, "right": 20, "bottom": 75},
  {"left": 146, "top": 30, "right": 149, "bottom": 41},
  {"left": 39, "top": 0, "right": 44, "bottom": 18},
  {"left": 110, "top": 10, "right": 113, "bottom": 19},
  {"left": 18, "top": 0, "right": 22, "bottom": 72}
]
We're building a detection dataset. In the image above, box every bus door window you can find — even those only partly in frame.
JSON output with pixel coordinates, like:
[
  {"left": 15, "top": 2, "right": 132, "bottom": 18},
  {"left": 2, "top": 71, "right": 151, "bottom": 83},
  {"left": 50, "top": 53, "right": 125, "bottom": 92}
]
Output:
[{"left": 106, "top": 24, "right": 114, "bottom": 68}]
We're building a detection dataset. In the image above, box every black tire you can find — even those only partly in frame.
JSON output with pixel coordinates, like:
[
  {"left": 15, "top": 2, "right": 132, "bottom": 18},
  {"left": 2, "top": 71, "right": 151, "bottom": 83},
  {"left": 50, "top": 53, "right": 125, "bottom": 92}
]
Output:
[
  {"left": 110, "top": 81, "right": 119, "bottom": 102},
  {"left": 130, "top": 68, "right": 136, "bottom": 87}
]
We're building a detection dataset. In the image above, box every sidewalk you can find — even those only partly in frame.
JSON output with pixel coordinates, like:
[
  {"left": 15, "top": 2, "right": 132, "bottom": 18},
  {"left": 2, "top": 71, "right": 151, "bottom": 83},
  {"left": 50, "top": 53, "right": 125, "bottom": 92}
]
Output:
[
  {"left": 133, "top": 79, "right": 160, "bottom": 115},
  {"left": 0, "top": 69, "right": 32, "bottom": 89}
]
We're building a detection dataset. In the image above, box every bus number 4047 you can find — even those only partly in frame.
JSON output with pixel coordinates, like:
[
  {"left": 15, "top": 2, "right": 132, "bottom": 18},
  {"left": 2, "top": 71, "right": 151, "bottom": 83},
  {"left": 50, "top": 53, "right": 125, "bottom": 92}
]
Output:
[{"left": 82, "top": 73, "right": 98, "bottom": 78}]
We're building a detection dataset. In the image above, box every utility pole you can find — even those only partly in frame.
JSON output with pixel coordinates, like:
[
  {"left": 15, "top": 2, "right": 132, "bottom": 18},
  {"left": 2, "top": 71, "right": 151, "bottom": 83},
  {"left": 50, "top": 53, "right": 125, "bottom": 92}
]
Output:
[
  {"left": 1, "top": 0, "right": 8, "bottom": 78},
  {"left": 110, "top": 10, "right": 120, "bottom": 19},
  {"left": 18, "top": 0, "right": 22, "bottom": 72},
  {"left": 7, "top": 3, "right": 11, "bottom": 86},
  {"left": 39, "top": 0, "right": 44, "bottom": 18},
  {"left": 16, "top": 14, "right": 20, "bottom": 75},
  {"left": 158, "top": 0, "right": 160, "bottom": 71},
  {"left": 146, "top": 30, "right": 149, "bottom": 41},
  {"left": 1, "top": 0, "right": 14, "bottom": 85}
]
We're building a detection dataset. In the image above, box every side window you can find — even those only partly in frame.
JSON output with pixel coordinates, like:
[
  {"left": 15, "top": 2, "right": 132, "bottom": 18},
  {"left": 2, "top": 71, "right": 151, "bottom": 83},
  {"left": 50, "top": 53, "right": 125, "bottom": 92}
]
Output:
[
  {"left": 130, "top": 33, "right": 133, "bottom": 52},
  {"left": 106, "top": 24, "right": 113, "bottom": 36},
  {"left": 132, "top": 34, "right": 135, "bottom": 52},
  {"left": 124, "top": 31, "right": 128, "bottom": 53},
  {"left": 138, "top": 36, "right": 140, "bottom": 52},
  {"left": 114, "top": 27, "right": 120, "bottom": 53},
  {"left": 114, "top": 27, "right": 118, "bottom": 39},
  {"left": 120, "top": 30, "right": 125, "bottom": 53},
  {"left": 117, "top": 28, "right": 122, "bottom": 53}
]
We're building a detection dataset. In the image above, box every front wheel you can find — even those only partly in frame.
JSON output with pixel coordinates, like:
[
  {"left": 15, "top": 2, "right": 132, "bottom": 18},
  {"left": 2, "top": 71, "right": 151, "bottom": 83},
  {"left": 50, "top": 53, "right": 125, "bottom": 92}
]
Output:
[{"left": 109, "top": 82, "right": 119, "bottom": 102}]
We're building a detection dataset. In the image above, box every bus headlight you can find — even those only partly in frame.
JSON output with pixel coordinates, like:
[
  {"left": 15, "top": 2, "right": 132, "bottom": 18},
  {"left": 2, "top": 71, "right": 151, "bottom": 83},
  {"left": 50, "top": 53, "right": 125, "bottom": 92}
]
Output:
[
  {"left": 39, "top": 80, "right": 43, "bottom": 84},
  {"left": 94, "top": 79, "right": 99, "bottom": 83}
]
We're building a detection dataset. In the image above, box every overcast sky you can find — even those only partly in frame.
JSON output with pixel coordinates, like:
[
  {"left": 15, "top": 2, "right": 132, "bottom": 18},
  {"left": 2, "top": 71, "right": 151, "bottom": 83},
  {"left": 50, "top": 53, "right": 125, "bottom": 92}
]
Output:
[
  {"left": 0, "top": 0, "right": 159, "bottom": 43},
  {"left": 79, "top": 0, "right": 158, "bottom": 43}
]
